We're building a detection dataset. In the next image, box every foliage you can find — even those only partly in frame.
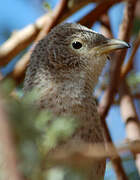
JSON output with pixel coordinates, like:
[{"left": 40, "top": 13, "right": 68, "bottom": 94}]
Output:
[{"left": 0, "top": 79, "right": 77, "bottom": 179}]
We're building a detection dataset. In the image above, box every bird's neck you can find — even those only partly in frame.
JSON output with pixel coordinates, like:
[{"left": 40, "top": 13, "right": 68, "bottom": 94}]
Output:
[
  {"left": 39, "top": 55, "right": 106, "bottom": 100},
  {"left": 38, "top": 69, "right": 97, "bottom": 101}
]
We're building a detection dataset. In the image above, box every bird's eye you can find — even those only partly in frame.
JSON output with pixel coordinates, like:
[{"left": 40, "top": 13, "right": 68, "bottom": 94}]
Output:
[{"left": 72, "top": 41, "right": 82, "bottom": 49}]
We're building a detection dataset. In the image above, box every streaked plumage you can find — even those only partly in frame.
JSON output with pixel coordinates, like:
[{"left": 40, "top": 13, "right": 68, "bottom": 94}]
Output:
[{"left": 23, "top": 23, "right": 129, "bottom": 179}]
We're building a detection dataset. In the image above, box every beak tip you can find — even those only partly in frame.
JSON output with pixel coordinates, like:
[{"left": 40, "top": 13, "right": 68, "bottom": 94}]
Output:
[{"left": 127, "top": 43, "right": 131, "bottom": 48}]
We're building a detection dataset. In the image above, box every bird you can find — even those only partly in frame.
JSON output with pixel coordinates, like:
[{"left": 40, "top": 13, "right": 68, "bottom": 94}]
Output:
[{"left": 23, "top": 23, "right": 130, "bottom": 179}]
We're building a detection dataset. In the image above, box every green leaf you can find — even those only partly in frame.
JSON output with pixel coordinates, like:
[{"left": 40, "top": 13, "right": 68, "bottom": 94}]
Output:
[{"left": 43, "top": 2, "right": 52, "bottom": 11}]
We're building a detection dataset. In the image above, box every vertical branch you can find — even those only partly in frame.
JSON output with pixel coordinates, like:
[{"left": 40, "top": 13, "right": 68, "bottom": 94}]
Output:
[
  {"left": 98, "top": 0, "right": 137, "bottom": 119},
  {"left": 120, "top": 80, "right": 140, "bottom": 174},
  {"left": 99, "top": 11, "right": 128, "bottom": 180},
  {"left": 100, "top": 14, "right": 127, "bottom": 180},
  {"left": 101, "top": 114, "right": 128, "bottom": 180},
  {"left": 0, "top": 72, "right": 3, "bottom": 81},
  {"left": 98, "top": 0, "right": 138, "bottom": 179},
  {"left": 99, "top": 10, "right": 129, "bottom": 180},
  {"left": 99, "top": 13, "right": 113, "bottom": 38},
  {"left": 121, "top": 31, "right": 140, "bottom": 79},
  {"left": 0, "top": 96, "right": 23, "bottom": 180}
]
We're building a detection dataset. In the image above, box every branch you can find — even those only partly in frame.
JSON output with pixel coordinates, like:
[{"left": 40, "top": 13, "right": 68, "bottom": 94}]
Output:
[
  {"left": 98, "top": 0, "right": 137, "bottom": 120},
  {"left": 98, "top": 1, "right": 138, "bottom": 179},
  {"left": 121, "top": 31, "right": 140, "bottom": 79},
  {"left": 134, "top": 93, "right": 140, "bottom": 99},
  {"left": 78, "top": 0, "right": 124, "bottom": 27},
  {"left": 48, "top": 141, "right": 140, "bottom": 168},
  {"left": 0, "top": 72, "right": 3, "bottom": 80},
  {"left": 0, "top": 95, "right": 23, "bottom": 180},
  {"left": 3, "top": 0, "right": 126, "bottom": 83},
  {"left": 0, "top": 0, "right": 92, "bottom": 68},
  {"left": 8, "top": 52, "right": 31, "bottom": 84},
  {"left": 0, "top": 13, "right": 51, "bottom": 67},
  {"left": 7, "top": 0, "right": 68, "bottom": 84},
  {"left": 57, "top": 0, "right": 92, "bottom": 23},
  {"left": 35, "top": 0, "right": 67, "bottom": 42},
  {"left": 5, "top": 0, "right": 94, "bottom": 84},
  {"left": 120, "top": 80, "right": 140, "bottom": 174},
  {"left": 101, "top": 116, "right": 128, "bottom": 180},
  {"left": 99, "top": 13, "right": 113, "bottom": 38},
  {"left": 98, "top": 7, "right": 128, "bottom": 180}
]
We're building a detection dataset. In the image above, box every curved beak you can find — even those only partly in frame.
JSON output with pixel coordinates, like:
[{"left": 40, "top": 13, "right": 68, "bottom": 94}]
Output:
[{"left": 94, "top": 39, "right": 130, "bottom": 55}]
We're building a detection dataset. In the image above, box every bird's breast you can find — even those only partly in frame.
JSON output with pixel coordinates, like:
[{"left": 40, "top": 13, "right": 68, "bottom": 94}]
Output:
[{"left": 38, "top": 91, "right": 104, "bottom": 144}]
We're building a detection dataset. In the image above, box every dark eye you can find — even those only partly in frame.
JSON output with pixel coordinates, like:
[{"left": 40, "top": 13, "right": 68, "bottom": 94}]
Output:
[{"left": 72, "top": 41, "right": 82, "bottom": 49}]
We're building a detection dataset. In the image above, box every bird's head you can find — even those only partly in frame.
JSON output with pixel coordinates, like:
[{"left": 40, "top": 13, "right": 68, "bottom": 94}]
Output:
[{"left": 24, "top": 23, "right": 130, "bottom": 91}]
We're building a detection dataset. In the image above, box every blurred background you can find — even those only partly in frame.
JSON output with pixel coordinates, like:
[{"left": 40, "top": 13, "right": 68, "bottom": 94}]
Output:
[{"left": 0, "top": 0, "right": 140, "bottom": 179}]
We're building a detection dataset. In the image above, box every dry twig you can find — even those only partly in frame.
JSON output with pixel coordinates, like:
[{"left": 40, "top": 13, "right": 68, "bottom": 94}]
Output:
[
  {"left": 2, "top": 0, "right": 127, "bottom": 83},
  {"left": 48, "top": 141, "right": 140, "bottom": 168},
  {"left": 78, "top": 0, "right": 124, "bottom": 27},
  {"left": 0, "top": 0, "right": 91, "bottom": 68},
  {"left": 99, "top": 13, "right": 113, "bottom": 38},
  {"left": 35, "top": 0, "right": 67, "bottom": 42},
  {"left": 98, "top": 0, "right": 138, "bottom": 179},
  {"left": 121, "top": 31, "right": 140, "bottom": 79},
  {"left": 4, "top": 0, "right": 93, "bottom": 84},
  {"left": 120, "top": 80, "right": 140, "bottom": 174},
  {"left": 0, "top": 13, "right": 51, "bottom": 67},
  {"left": 134, "top": 93, "right": 140, "bottom": 99},
  {"left": 99, "top": 7, "right": 128, "bottom": 180},
  {"left": 98, "top": 0, "right": 137, "bottom": 120}
]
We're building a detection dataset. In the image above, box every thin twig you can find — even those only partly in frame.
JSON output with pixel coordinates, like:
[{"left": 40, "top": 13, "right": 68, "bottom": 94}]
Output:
[
  {"left": 120, "top": 80, "right": 140, "bottom": 175},
  {"left": 4, "top": 0, "right": 126, "bottom": 83},
  {"left": 98, "top": 0, "right": 137, "bottom": 123},
  {"left": 8, "top": 52, "right": 31, "bottom": 84},
  {"left": 48, "top": 141, "right": 140, "bottom": 167},
  {"left": 5, "top": 0, "right": 91, "bottom": 84},
  {"left": 99, "top": 9, "right": 128, "bottom": 180},
  {"left": 99, "top": 13, "right": 113, "bottom": 38},
  {"left": 35, "top": 0, "right": 67, "bottom": 42},
  {"left": 0, "top": 72, "right": 3, "bottom": 80},
  {"left": 98, "top": 0, "right": 138, "bottom": 179},
  {"left": 0, "top": 0, "right": 91, "bottom": 68},
  {"left": 121, "top": 31, "right": 140, "bottom": 79},
  {"left": 102, "top": 116, "right": 128, "bottom": 180},
  {"left": 0, "top": 13, "right": 51, "bottom": 66},
  {"left": 78, "top": 0, "right": 124, "bottom": 27},
  {"left": 134, "top": 93, "right": 140, "bottom": 99},
  {"left": 57, "top": 0, "right": 92, "bottom": 23}
]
